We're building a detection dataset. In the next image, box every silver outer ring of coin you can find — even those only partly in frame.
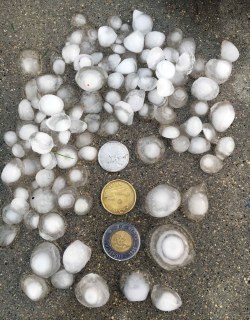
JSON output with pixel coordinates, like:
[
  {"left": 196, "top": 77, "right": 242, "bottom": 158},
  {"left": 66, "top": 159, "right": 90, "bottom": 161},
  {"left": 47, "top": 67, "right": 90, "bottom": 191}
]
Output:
[{"left": 98, "top": 141, "right": 129, "bottom": 172}]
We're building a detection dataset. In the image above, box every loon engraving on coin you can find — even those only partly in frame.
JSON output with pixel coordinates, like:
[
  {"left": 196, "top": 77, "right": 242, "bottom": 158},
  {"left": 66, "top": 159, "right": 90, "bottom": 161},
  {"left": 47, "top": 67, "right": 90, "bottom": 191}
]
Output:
[{"left": 110, "top": 230, "right": 133, "bottom": 253}]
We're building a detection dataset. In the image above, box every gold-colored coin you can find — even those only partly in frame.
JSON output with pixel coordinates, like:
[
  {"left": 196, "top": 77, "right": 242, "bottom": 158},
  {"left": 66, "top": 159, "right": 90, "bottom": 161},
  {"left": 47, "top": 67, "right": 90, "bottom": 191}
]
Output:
[
  {"left": 101, "top": 179, "right": 136, "bottom": 215},
  {"left": 110, "top": 230, "right": 133, "bottom": 253}
]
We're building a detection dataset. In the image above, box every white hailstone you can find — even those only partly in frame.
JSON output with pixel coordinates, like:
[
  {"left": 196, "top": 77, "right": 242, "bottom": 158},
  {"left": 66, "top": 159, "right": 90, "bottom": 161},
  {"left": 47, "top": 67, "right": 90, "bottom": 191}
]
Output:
[
  {"left": 78, "top": 146, "right": 98, "bottom": 161},
  {"left": 30, "top": 132, "right": 54, "bottom": 155},
  {"left": 30, "top": 242, "right": 60, "bottom": 278},
  {"left": 0, "top": 224, "right": 18, "bottom": 247},
  {"left": 140, "top": 49, "right": 150, "bottom": 63},
  {"left": 12, "top": 143, "right": 25, "bottom": 158},
  {"left": 18, "top": 99, "right": 34, "bottom": 121},
  {"left": 1, "top": 159, "right": 23, "bottom": 184},
  {"left": 108, "top": 72, "right": 124, "bottom": 89},
  {"left": 68, "top": 167, "right": 89, "bottom": 187},
  {"left": 145, "top": 31, "right": 165, "bottom": 48},
  {"left": 38, "top": 212, "right": 66, "bottom": 241},
  {"left": 18, "top": 123, "right": 39, "bottom": 141},
  {"left": 182, "top": 116, "right": 203, "bottom": 137},
  {"left": 75, "top": 66, "right": 107, "bottom": 91},
  {"left": 111, "top": 44, "right": 126, "bottom": 54},
  {"left": 170, "top": 70, "right": 188, "bottom": 87},
  {"left": 58, "top": 130, "right": 71, "bottom": 144},
  {"left": 103, "top": 54, "right": 122, "bottom": 71},
  {"left": 215, "top": 137, "right": 235, "bottom": 160},
  {"left": 221, "top": 40, "right": 239, "bottom": 62},
  {"left": 62, "top": 44, "right": 80, "bottom": 64},
  {"left": 31, "top": 97, "right": 40, "bottom": 109},
  {"left": 125, "top": 89, "right": 145, "bottom": 112},
  {"left": 138, "top": 76, "right": 157, "bottom": 91},
  {"left": 75, "top": 273, "right": 110, "bottom": 308},
  {"left": 148, "top": 89, "right": 166, "bottom": 106},
  {"left": 137, "top": 68, "right": 153, "bottom": 78},
  {"left": 125, "top": 73, "right": 139, "bottom": 91},
  {"left": 24, "top": 210, "right": 40, "bottom": 230},
  {"left": 35, "top": 111, "right": 46, "bottom": 123},
  {"left": 25, "top": 79, "right": 38, "bottom": 101},
  {"left": 124, "top": 31, "right": 144, "bottom": 53},
  {"left": 11, "top": 197, "right": 29, "bottom": 215},
  {"left": 36, "top": 74, "right": 62, "bottom": 94},
  {"left": 20, "top": 50, "right": 41, "bottom": 75},
  {"left": 145, "top": 184, "right": 181, "bottom": 217},
  {"left": 31, "top": 180, "right": 39, "bottom": 190},
  {"left": 91, "top": 52, "right": 103, "bottom": 65},
  {"left": 191, "top": 57, "right": 206, "bottom": 78},
  {"left": 168, "top": 87, "right": 188, "bottom": 109},
  {"left": 103, "top": 102, "right": 113, "bottom": 114},
  {"left": 35, "top": 169, "right": 55, "bottom": 188},
  {"left": 75, "top": 132, "right": 93, "bottom": 148},
  {"left": 147, "top": 47, "right": 165, "bottom": 70},
  {"left": 55, "top": 146, "right": 78, "bottom": 169},
  {"left": 114, "top": 101, "right": 134, "bottom": 125},
  {"left": 71, "top": 13, "right": 87, "bottom": 27},
  {"left": 98, "top": 117, "right": 119, "bottom": 136},
  {"left": 46, "top": 113, "right": 71, "bottom": 132},
  {"left": 58, "top": 188, "right": 76, "bottom": 210},
  {"left": 70, "top": 119, "right": 87, "bottom": 134},
  {"left": 120, "top": 271, "right": 150, "bottom": 302},
  {"left": 84, "top": 114, "right": 101, "bottom": 133},
  {"left": 157, "top": 79, "right": 174, "bottom": 97},
  {"left": 172, "top": 135, "right": 190, "bottom": 153},
  {"left": 115, "top": 58, "right": 137, "bottom": 74},
  {"left": 74, "top": 54, "right": 93, "bottom": 71},
  {"left": 190, "top": 101, "right": 209, "bottom": 116},
  {"left": 176, "top": 52, "right": 195, "bottom": 75},
  {"left": 52, "top": 176, "right": 66, "bottom": 195},
  {"left": 138, "top": 103, "right": 155, "bottom": 120},
  {"left": 22, "top": 157, "right": 41, "bottom": 176},
  {"left": 63, "top": 240, "right": 92, "bottom": 274},
  {"left": 39, "top": 94, "right": 64, "bottom": 116},
  {"left": 81, "top": 91, "right": 103, "bottom": 114},
  {"left": 2, "top": 205, "right": 24, "bottom": 225},
  {"left": 74, "top": 195, "right": 93, "bottom": 215},
  {"left": 179, "top": 37, "right": 196, "bottom": 54},
  {"left": 188, "top": 137, "right": 211, "bottom": 154},
  {"left": 4, "top": 131, "right": 18, "bottom": 147},
  {"left": 205, "top": 59, "right": 232, "bottom": 84},
  {"left": 132, "top": 10, "right": 153, "bottom": 35},
  {"left": 151, "top": 285, "right": 182, "bottom": 312},
  {"left": 30, "top": 188, "right": 57, "bottom": 214},
  {"left": 167, "top": 28, "right": 183, "bottom": 47},
  {"left": 14, "top": 187, "right": 29, "bottom": 200},
  {"left": 163, "top": 47, "right": 179, "bottom": 63},
  {"left": 53, "top": 58, "right": 66, "bottom": 75},
  {"left": 137, "top": 135, "right": 165, "bottom": 164},
  {"left": 159, "top": 125, "right": 180, "bottom": 139},
  {"left": 200, "top": 154, "right": 223, "bottom": 174},
  {"left": 210, "top": 101, "right": 235, "bottom": 132},
  {"left": 156, "top": 60, "right": 175, "bottom": 80},
  {"left": 191, "top": 77, "right": 219, "bottom": 101},
  {"left": 68, "top": 105, "right": 84, "bottom": 120},
  {"left": 108, "top": 16, "right": 122, "bottom": 30},
  {"left": 98, "top": 26, "right": 117, "bottom": 47},
  {"left": 202, "top": 123, "right": 218, "bottom": 144},
  {"left": 21, "top": 274, "right": 49, "bottom": 301},
  {"left": 105, "top": 90, "right": 121, "bottom": 106},
  {"left": 51, "top": 269, "right": 74, "bottom": 289}
]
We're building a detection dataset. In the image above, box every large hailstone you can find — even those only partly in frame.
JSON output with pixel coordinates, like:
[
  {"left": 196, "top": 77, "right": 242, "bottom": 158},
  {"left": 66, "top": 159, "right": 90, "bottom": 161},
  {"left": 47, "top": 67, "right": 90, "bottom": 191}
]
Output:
[
  {"left": 98, "top": 26, "right": 117, "bottom": 47},
  {"left": 75, "top": 66, "right": 108, "bottom": 91},
  {"left": 46, "top": 113, "right": 71, "bottom": 132},
  {"left": 209, "top": 101, "right": 235, "bottom": 132},
  {"left": 124, "top": 31, "right": 144, "bottom": 53},
  {"left": 21, "top": 274, "right": 49, "bottom": 301},
  {"left": 18, "top": 99, "right": 34, "bottom": 121},
  {"left": 132, "top": 10, "right": 153, "bottom": 35},
  {"left": 38, "top": 212, "right": 66, "bottom": 241},
  {"left": 188, "top": 137, "right": 211, "bottom": 154},
  {"left": 115, "top": 58, "right": 137, "bottom": 74},
  {"left": 39, "top": 94, "right": 64, "bottom": 116},
  {"left": 55, "top": 146, "right": 78, "bottom": 169},
  {"left": 215, "top": 137, "right": 235, "bottom": 160},
  {"left": 205, "top": 59, "right": 232, "bottom": 84},
  {"left": 145, "top": 184, "right": 181, "bottom": 218},
  {"left": 191, "top": 77, "right": 219, "bottom": 101},
  {"left": 136, "top": 135, "right": 165, "bottom": 164},
  {"left": 1, "top": 159, "right": 23, "bottom": 184},
  {"left": 51, "top": 269, "right": 74, "bottom": 289},
  {"left": 20, "top": 50, "right": 41, "bottom": 75},
  {"left": 114, "top": 101, "right": 134, "bottom": 125},
  {"left": 221, "top": 40, "right": 239, "bottom": 62},
  {"left": 120, "top": 271, "right": 150, "bottom": 302},
  {"left": 30, "top": 188, "right": 57, "bottom": 214},
  {"left": 151, "top": 285, "right": 182, "bottom": 312},
  {"left": 0, "top": 224, "right": 19, "bottom": 247},
  {"left": 124, "top": 89, "right": 145, "bottom": 112},
  {"left": 200, "top": 154, "right": 223, "bottom": 174}
]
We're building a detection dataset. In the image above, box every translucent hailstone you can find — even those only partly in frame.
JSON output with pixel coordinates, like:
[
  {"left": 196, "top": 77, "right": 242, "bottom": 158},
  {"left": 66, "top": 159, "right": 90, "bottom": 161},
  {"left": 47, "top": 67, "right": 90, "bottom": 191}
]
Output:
[
  {"left": 46, "top": 113, "right": 71, "bottom": 132},
  {"left": 74, "top": 54, "right": 93, "bottom": 71},
  {"left": 159, "top": 125, "right": 180, "bottom": 139},
  {"left": 191, "top": 77, "right": 219, "bottom": 101},
  {"left": 67, "top": 30, "right": 84, "bottom": 45},
  {"left": 137, "top": 67, "right": 153, "bottom": 78},
  {"left": 138, "top": 76, "right": 157, "bottom": 91},
  {"left": 176, "top": 52, "right": 195, "bottom": 75},
  {"left": 18, "top": 123, "right": 39, "bottom": 141},
  {"left": 190, "top": 100, "right": 209, "bottom": 116},
  {"left": 200, "top": 154, "right": 223, "bottom": 174},
  {"left": 40, "top": 153, "right": 57, "bottom": 171},
  {"left": 210, "top": 101, "right": 235, "bottom": 132},
  {"left": 81, "top": 91, "right": 103, "bottom": 114},
  {"left": 30, "top": 188, "right": 57, "bottom": 214},
  {"left": 12, "top": 143, "right": 25, "bottom": 158},
  {"left": 62, "top": 44, "right": 80, "bottom": 64},
  {"left": 103, "top": 102, "right": 113, "bottom": 114},
  {"left": 215, "top": 137, "right": 235, "bottom": 160},
  {"left": 114, "top": 101, "right": 134, "bottom": 125},
  {"left": 145, "top": 184, "right": 181, "bottom": 218},
  {"left": 98, "top": 54, "right": 121, "bottom": 72},
  {"left": 145, "top": 31, "right": 165, "bottom": 48},
  {"left": 22, "top": 157, "right": 41, "bottom": 176},
  {"left": 191, "top": 57, "right": 206, "bottom": 79},
  {"left": 75, "top": 132, "right": 93, "bottom": 148},
  {"left": 98, "top": 117, "right": 119, "bottom": 136},
  {"left": 138, "top": 103, "right": 155, "bottom": 120},
  {"left": 55, "top": 146, "right": 78, "bottom": 169},
  {"left": 137, "top": 135, "right": 165, "bottom": 164},
  {"left": 221, "top": 40, "right": 239, "bottom": 62},
  {"left": 98, "top": 26, "right": 117, "bottom": 47},
  {"left": 20, "top": 50, "right": 41, "bottom": 75},
  {"left": 24, "top": 210, "right": 40, "bottom": 230},
  {"left": 147, "top": 47, "right": 165, "bottom": 70},
  {"left": 35, "top": 111, "right": 46, "bottom": 124},
  {"left": 70, "top": 119, "right": 87, "bottom": 134},
  {"left": 202, "top": 123, "right": 218, "bottom": 144},
  {"left": 182, "top": 183, "right": 209, "bottom": 221},
  {"left": 108, "top": 15, "right": 122, "bottom": 30},
  {"left": 53, "top": 58, "right": 66, "bottom": 75},
  {"left": 2, "top": 205, "right": 24, "bottom": 225},
  {"left": 120, "top": 271, "right": 150, "bottom": 302},
  {"left": 132, "top": 10, "right": 153, "bottom": 35},
  {"left": 35, "top": 169, "right": 55, "bottom": 188},
  {"left": 84, "top": 114, "right": 101, "bottom": 133},
  {"left": 74, "top": 194, "right": 93, "bottom": 215},
  {"left": 111, "top": 44, "right": 126, "bottom": 54},
  {"left": 125, "top": 73, "right": 139, "bottom": 91},
  {"left": 18, "top": 99, "right": 34, "bottom": 121},
  {"left": 151, "top": 285, "right": 182, "bottom": 312},
  {"left": 150, "top": 224, "right": 195, "bottom": 270},
  {"left": 140, "top": 49, "right": 150, "bottom": 63},
  {"left": 63, "top": 240, "right": 92, "bottom": 274},
  {"left": 154, "top": 105, "right": 176, "bottom": 125},
  {"left": 78, "top": 146, "right": 98, "bottom": 161},
  {"left": 39, "top": 94, "right": 64, "bottom": 116},
  {"left": 71, "top": 13, "right": 87, "bottom": 27},
  {"left": 125, "top": 89, "right": 145, "bottom": 112},
  {"left": 167, "top": 28, "right": 183, "bottom": 47},
  {"left": 68, "top": 166, "right": 89, "bottom": 187},
  {"left": 52, "top": 176, "right": 66, "bottom": 195},
  {"left": 75, "top": 66, "right": 107, "bottom": 92},
  {"left": 188, "top": 137, "right": 211, "bottom": 154},
  {"left": 58, "top": 187, "right": 76, "bottom": 210},
  {"left": 14, "top": 187, "right": 29, "bottom": 200},
  {"left": 30, "top": 242, "right": 60, "bottom": 278},
  {"left": 1, "top": 159, "right": 23, "bottom": 184},
  {"left": 157, "top": 78, "right": 174, "bottom": 97},
  {"left": 69, "top": 105, "right": 84, "bottom": 120},
  {"left": 57, "top": 85, "right": 78, "bottom": 110},
  {"left": 105, "top": 90, "right": 121, "bottom": 106},
  {"left": 163, "top": 47, "right": 179, "bottom": 63},
  {"left": 179, "top": 37, "right": 196, "bottom": 55},
  {"left": 156, "top": 60, "right": 175, "bottom": 80},
  {"left": 108, "top": 72, "right": 124, "bottom": 89},
  {"left": 4, "top": 131, "right": 18, "bottom": 147},
  {"left": 182, "top": 116, "right": 203, "bottom": 137},
  {"left": 21, "top": 274, "right": 49, "bottom": 301},
  {"left": 36, "top": 74, "right": 62, "bottom": 94},
  {"left": 25, "top": 78, "right": 38, "bottom": 101},
  {"left": 168, "top": 87, "right": 188, "bottom": 108},
  {"left": 0, "top": 224, "right": 18, "bottom": 246},
  {"left": 124, "top": 31, "right": 144, "bottom": 53},
  {"left": 75, "top": 273, "right": 110, "bottom": 308},
  {"left": 51, "top": 269, "right": 74, "bottom": 289},
  {"left": 115, "top": 58, "right": 137, "bottom": 74},
  {"left": 170, "top": 70, "right": 188, "bottom": 87},
  {"left": 205, "top": 59, "right": 232, "bottom": 84},
  {"left": 38, "top": 212, "right": 66, "bottom": 241},
  {"left": 58, "top": 130, "right": 71, "bottom": 144}
]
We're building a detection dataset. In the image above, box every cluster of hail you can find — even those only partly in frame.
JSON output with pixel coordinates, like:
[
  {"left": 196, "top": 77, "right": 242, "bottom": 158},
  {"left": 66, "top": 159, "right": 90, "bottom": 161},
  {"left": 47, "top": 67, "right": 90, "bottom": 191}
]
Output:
[{"left": 0, "top": 9, "right": 240, "bottom": 312}]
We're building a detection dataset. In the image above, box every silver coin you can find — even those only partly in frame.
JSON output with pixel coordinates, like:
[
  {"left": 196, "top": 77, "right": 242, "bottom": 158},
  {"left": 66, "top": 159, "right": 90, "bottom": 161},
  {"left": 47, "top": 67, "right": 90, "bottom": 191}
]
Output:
[{"left": 98, "top": 141, "right": 129, "bottom": 172}]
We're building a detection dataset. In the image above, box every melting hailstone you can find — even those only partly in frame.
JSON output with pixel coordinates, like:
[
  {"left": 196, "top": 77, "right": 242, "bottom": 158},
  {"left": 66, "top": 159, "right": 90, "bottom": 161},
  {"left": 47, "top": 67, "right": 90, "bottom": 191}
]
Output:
[
  {"left": 151, "top": 285, "right": 182, "bottom": 312},
  {"left": 120, "top": 271, "right": 150, "bottom": 302}
]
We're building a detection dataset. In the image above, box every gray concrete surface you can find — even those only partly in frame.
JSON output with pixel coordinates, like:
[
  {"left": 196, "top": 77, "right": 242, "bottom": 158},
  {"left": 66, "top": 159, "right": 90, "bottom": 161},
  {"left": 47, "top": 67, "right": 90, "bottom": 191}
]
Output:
[{"left": 0, "top": 0, "right": 249, "bottom": 319}]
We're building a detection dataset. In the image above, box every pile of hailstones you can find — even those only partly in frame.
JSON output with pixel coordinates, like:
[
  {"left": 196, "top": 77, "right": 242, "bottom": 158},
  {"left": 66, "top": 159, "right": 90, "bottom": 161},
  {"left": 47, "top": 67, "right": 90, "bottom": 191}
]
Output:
[{"left": 0, "top": 9, "right": 239, "bottom": 312}]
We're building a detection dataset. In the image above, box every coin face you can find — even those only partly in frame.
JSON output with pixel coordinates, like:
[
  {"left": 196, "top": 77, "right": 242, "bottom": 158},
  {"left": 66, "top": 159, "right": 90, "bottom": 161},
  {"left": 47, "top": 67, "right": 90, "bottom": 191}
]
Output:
[
  {"left": 102, "top": 222, "right": 140, "bottom": 261},
  {"left": 98, "top": 141, "right": 129, "bottom": 172},
  {"left": 101, "top": 179, "right": 136, "bottom": 215}
]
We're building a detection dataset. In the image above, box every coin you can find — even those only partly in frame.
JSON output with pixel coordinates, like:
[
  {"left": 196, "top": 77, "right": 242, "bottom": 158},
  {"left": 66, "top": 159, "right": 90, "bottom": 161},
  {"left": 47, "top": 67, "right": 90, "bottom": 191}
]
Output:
[
  {"left": 98, "top": 141, "right": 129, "bottom": 172},
  {"left": 101, "top": 179, "right": 136, "bottom": 215},
  {"left": 102, "top": 222, "right": 140, "bottom": 261}
]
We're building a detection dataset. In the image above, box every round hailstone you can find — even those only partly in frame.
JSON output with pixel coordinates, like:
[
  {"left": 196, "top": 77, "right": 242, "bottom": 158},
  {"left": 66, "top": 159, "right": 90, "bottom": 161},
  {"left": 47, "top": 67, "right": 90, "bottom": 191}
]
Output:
[
  {"left": 74, "top": 195, "right": 93, "bottom": 215},
  {"left": 2, "top": 205, "right": 24, "bottom": 225},
  {"left": 62, "top": 44, "right": 80, "bottom": 64},
  {"left": 75, "top": 132, "right": 93, "bottom": 148},
  {"left": 58, "top": 188, "right": 76, "bottom": 210},
  {"left": 145, "top": 184, "right": 181, "bottom": 218},
  {"left": 11, "top": 197, "right": 29, "bottom": 215},
  {"left": 191, "top": 57, "right": 206, "bottom": 79},
  {"left": 81, "top": 91, "right": 103, "bottom": 113},
  {"left": 215, "top": 137, "right": 235, "bottom": 160},
  {"left": 70, "top": 119, "right": 87, "bottom": 134},
  {"left": 84, "top": 114, "right": 101, "bottom": 133},
  {"left": 3, "top": 131, "right": 18, "bottom": 147},
  {"left": 14, "top": 187, "right": 29, "bottom": 200},
  {"left": 105, "top": 90, "right": 121, "bottom": 105},
  {"left": 98, "top": 117, "right": 119, "bottom": 136},
  {"left": 63, "top": 240, "right": 92, "bottom": 274},
  {"left": 53, "top": 58, "right": 66, "bottom": 75},
  {"left": 157, "top": 79, "right": 174, "bottom": 97},
  {"left": 221, "top": 40, "right": 239, "bottom": 62},
  {"left": 38, "top": 212, "right": 66, "bottom": 241},
  {"left": 125, "top": 73, "right": 139, "bottom": 91},
  {"left": 30, "top": 188, "right": 57, "bottom": 214},
  {"left": 147, "top": 47, "right": 165, "bottom": 70},
  {"left": 156, "top": 60, "right": 175, "bottom": 80},
  {"left": 179, "top": 37, "right": 196, "bottom": 55},
  {"left": 124, "top": 31, "right": 144, "bottom": 53},
  {"left": 188, "top": 137, "right": 211, "bottom": 154},
  {"left": 209, "top": 101, "right": 235, "bottom": 132},
  {"left": 24, "top": 210, "right": 40, "bottom": 230},
  {"left": 74, "top": 54, "right": 93, "bottom": 71},
  {"left": 168, "top": 87, "right": 188, "bottom": 108},
  {"left": 202, "top": 123, "right": 218, "bottom": 144},
  {"left": 35, "top": 169, "right": 55, "bottom": 188},
  {"left": 137, "top": 135, "right": 165, "bottom": 164},
  {"left": 51, "top": 269, "right": 74, "bottom": 289},
  {"left": 22, "top": 157, "right": 41, "bottom": 176},
  {"left": 167, "top": 28, "right": 183, "bottom": 47},
  {"left": 36, "top": 74, "right": 63, "bottom": 94},
  {"left": 0, "top": 224, "right": 19, "bottom": 247},
  {"left": 145, "top": 31, "right": 165, "bottom": 48},
  {"left": 30, "top": 242, "right": 60, "bottom": 278},
  {"left": 46, "top": 113, "right": 71, "bottom": 132},
  {"left": 120, "top": 271, "right": 150, "bottom": 302},
  {"left": 115, "top": 58, "right": 137, "bottom": 74},
  {"left": 39, "top": 94, "right": 64, "bottom": 116},
  {"left": 182, "top": 116, "right": 203, "bottom": 137},
  {"left": 163, "top": 47, "right": 179, "bottom": 63},
  {"left": 108, "top": 15, "right": 122, "bottom": 30},
  {"left": 151, "top": 285, "right": 182, "bottom": 312},
  {"left": 78, "top": 146, "right": 98, "bottom": 161},
  {"left": 1, "top": 159, "right": 23, "bottom": 184},
  {"left": 148, "top": 90, "right": 166, "bottom": 107},
  {"left": 40, "top": 153, "right": 57, "bottom": 170},
  {"left": 111, "top": 44, "right": 126, "bottom": 54},
  {"left": 75, "top": 273, "right": 110, "bottom": 308},
  {"left": 52, "top": 176, "right": 66, "bottom": 195},
  {"left": 138, "top": 76, "right": 157, "bottom": 91},
  {"left": 98, "top": 141, "right": 129, "bottom": 172},
  {"left": 55, "top": 146, "right": 78, "bottom": 169},
  {"left": 114, "top": 101, "right": 134, "bottom": 125},
  {"left": 67, "top": 167, "right": 89, "bottom": 187},
  {"left": 205, "top": 59, "right": 232, "bottom": 84},
  {"left": 21, "top": 274, "right": 49, "bottom": 301},
  {"left": 20, "top": 50, "right": 41, "bottom": 75},
  {"left": 159, "top": 125, "right": 180, "bottom": 139},
  {"left": 71, "top": 13, "right": 87, "bottom": 27},
  {"left": 200, "top": 154, "right": 223, "bottom": 174},
  {"left": 171, "top": 70, "right": 188, "bottom": 87},
  {"left": 154, "top": 106, "right": 176, "bottom": 125},
  {"left": 176, "top": 52, "right": 195, "bottom": 75},
  {"left": 108, "top": 72, "right": 124, "bottom": 89},
  {"left": 12, "top": 143, "right": 25, "bottom": 158},
  {"left": 124, "top": 89, "right": 145, "bottom": 112},
  {"left": 132, "top": 10, "right": 153, "bottom": 35},
  {"left": 18, "top": 99, "right": 34, "bottom": 121},
  {"left": 98, "top": 26, "right": 117, "bottom": 47},
  {"left": 191, "top": 77, "right": 219, "bottom": 101},
  {"left": 190, "top": 100, "right": 209, "bottom": 116},
  {"left": 75, "top": 66, "right": 107, "bottom": 91},
  {"left": 18, "top": 123, "right": 39, "bottom": 141}
]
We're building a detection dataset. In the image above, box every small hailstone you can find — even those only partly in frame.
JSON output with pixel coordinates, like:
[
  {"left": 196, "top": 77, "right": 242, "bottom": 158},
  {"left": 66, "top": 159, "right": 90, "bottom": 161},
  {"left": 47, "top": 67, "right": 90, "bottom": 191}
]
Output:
[
  {"left": 105, "top": 90, "right": 121, "bottom": 106},
  {"left": 108, "top": 72, "right": 124, "bottom": 89},
  {"left": 167, "top": 28, "right": 183, "bottom": 47},
  {"left": 188, "top": 137, "right": 211, "bottom": 154},
  {"left": 176, "top": 52, "right": 195, "bottom": 75},
  {"left": 78, "top": 146, "right": 98, "bottom": 161},
  {"left": 63, "top": 240, "right": 92, "bottom": 274},
  {"left": 57, "top": 85, "right": 78, "bottom": 109},
  {"left": 14, "top": 187, "right": 29, "bottom": 200},
  {"left": 215, "top": 137, "right": 235, "bottom": 160},
  {"left": 91, "top": 52, "right": 103, "bottom": 65},
  {"left": 24, "top": 210, "right": 40, "bottom": 230},
  {"left": 18, "top": 99, "right": 34, "bottom": 121},
  {"left": 25, "top": 79, "right": 38, "bottom": 101},
  {"left": 58, "top": 130, "right": 71, "bottom": 144},
  {"left": 205, "top": 59, "right": 232, "bottom": 84},
  {"left": 108, "top": 16, "right": 122, "bottom": 30},
  {"left": 138, "top": 103, "right": 154, "bottom": 120},
  {"left": 115, "top": 58, "right": 137, "bottom": 74},
  {"left": 38, "top": 212, "right": 66, "bottom": 241},
  {"left": 62, "top": 44, "right": 80, "bottom": 64},
  {"left": 81, "top": 91, "right": 103, "bottom": 113},
  {"left": 74, "top": 54, "right": 93, "bottom": 71},
  {"left": 132, "top": 10, "right": 153, "bottom": 35},
  {"left": 35, "top": 169, "right": 55, "bottom": 188},
  {"left": 22, "top": 157, "right": 41, "bottom": 176},
  {"left": 147, "top": 47, "right": 165, "bottom": 70},
  {"left": 168, "top": 87, "right": 188, "bottom": 108},
  {"left": 70, "top": 119, "right": 87, "bottom": 134},
  {"left": 179, "top": 37, "right": 196, "bottom": 54},
  {"left": 124, "top": 31, "right": 144, "bottom": 53},
  {"left": 30, "top": 188, "right": 57, "bottom": 214},
  {"left": 170, "top": 70, "right": 188, "bottom": 87},
  {"left": 10, "top": 197, "right": 29, "bottom": 215},
  {"left": 182, "top": 116, "right": 203, "bottom": 137},
  {"left": 137, "top": 135, "right": 165, "bottom": 164},
  {"left": 156, "top": 60, "right": 175, "bottom": 80},
  {"left": 140, "top": 49, "right": 150, "bottom": 63},
  {"left": 74, "top": 195, "right": 93, "bottom": 215},
  {"left": 4, "top": 131, "right": 18, "bottom": 147},
  {"left": 30, "top": 132, "right": 54, "bottom": 154},
  {"left": 151, "top": 285, "right": 182, "bottom": 312},
  {"left": 2, "top": 205, "right": 24, "bottom": 225},
  {"left": 21, "top": 274, "right": 49, "bottom": 301},
  {"left": 200, "top": 154, "right": 223, "bottom": 174},
  {"left": 53, "top": 58, "right": 66, "bottom": 75},
  {"left": 100, "top": 54, "right": 121, "bottom": 72},
  {"left": 98, "top": 26, "right": 117, "bottom": 47},
  {"left": 76, "top": 66, "right": 107, "bottom": 92},
  {"left": 148, "top": 89, "right": 166, "bottom": 106},
  {"left": 75, "top": 132, "right": 93, "bottom": 148},
  {"left": 138, "top": 76, "right": 157, "bottom": 91},
  {"left": 114, "top": 101, "right": 134, "bottom": 125},
  {"left": 39, "top": 94, "right": 64, "bottom": 116},
  {"left": 68, "top": 167, "right": 89, "bottom": 187},
  {"left": 137, "top": 68, "right": 153, "bottom": 78},
  {"left": 145, "top": 31, "right": 165, "bottom": 48},
  {"left": 157, "top": 79, "right": 174, "bottom": 97},
  {"left": 125, "top": 73, "right": 139, "bottom": 91},
  {"left": 190, "top": 101, "right": 209, "bottom": 116},
  {"left": 75, "top": 273, "right": 110, "bottom": 308},
  {"left": 202, "top": 123, "right": 218, "bottom": 144},
  {"left": 191, "top": 57, "right": 206, "bottom": 78},
  {"left": 71, "top": 13, "right": 87, "bottom": 27},
  {"left": 210, "top": 101, "right": 235, "bottom": 132},
  {"left": 84, "top": 114, "right": 101, "bottom": 133},
  {"left": 20, "top": 50, "right": 41, "bottom": 75},
  {"left": 36, "top": 74, "right": 62, "bottom": 94},
  {"left": 69, "top": 105, "right": 84, "bottom": 120},
  {"left": 46, "top": 113, "right": 71, "bottom": 132},
  {"left": 125, "top": 89, "right": 145, "bottom": 112},
  {"left": 145, "top": 184, "right": 181, "bottom": 217},
  {"left": 30, "top": 242, "right": 60, "bottom": 278},
  {"left": 52, "top": 176, "right": 66, "bottom": 195},
  {"left": 111, "top": 44, "right": 126, "bottom": 54},
  {"left": 191, "top": 77, "right": 219, "bottom": 101},
  {"left": 159, "top": 125, "right": 180, "bottom": 139},
  {"left": 1, "top": 159, "right": 23, "bottom": 184},
  {"left": 221, "top": 40, "right": 239, "bottom": 62},
  {"left": 163, "top": 47, "right": 179, "bottom": 63},
  {"left": 51, "top": 269, "right": 74, "bottom": 289},
  {"left": 0, "top": 224, "right": 18, "bottom": 247},
  {"left": 120, "top": 271, "right": 150, "bottom": 302},
  {"left": 18, "top": 123, "right": 39, "bottom": 141},
  {"left": 103, "top": 102, "right": 113, "bottom": 114},
  {"left": 12, "top": 143, "right": 25, "bottom": 158},
  {"left": 55, "top": 146, "right": 78, "bottom": 169},
  {"left": 98, "top": 117, "right": 119, "bottom": 136},
  {"left": 35, "top": 111, "right": 46, "bottom": 123}
]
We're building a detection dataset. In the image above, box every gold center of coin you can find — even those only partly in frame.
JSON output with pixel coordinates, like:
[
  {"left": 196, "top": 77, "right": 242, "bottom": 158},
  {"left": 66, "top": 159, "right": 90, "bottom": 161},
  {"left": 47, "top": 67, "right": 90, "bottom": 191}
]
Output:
[
  {"left": 110, "top": 230, "right": 133, "bottom": 253},
  {"left": 101, "top": 179, "right": 136, "bottom": 215}
]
